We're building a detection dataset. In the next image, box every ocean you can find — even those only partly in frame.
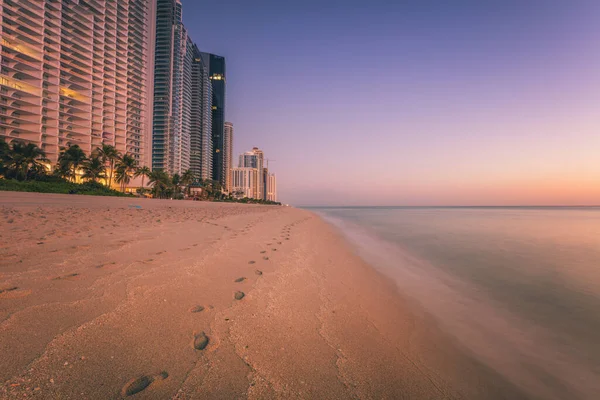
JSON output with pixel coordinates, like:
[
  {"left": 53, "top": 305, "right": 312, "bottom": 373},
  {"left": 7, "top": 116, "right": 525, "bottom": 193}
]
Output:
[{"left": 311, "top": 206, "right": 600, "bottom": 400}]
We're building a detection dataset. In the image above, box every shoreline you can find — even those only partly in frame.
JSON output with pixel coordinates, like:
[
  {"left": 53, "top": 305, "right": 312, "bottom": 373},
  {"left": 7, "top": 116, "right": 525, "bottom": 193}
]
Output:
[{"left": 1, "top": 192, "right": 522, "bottom": 398}]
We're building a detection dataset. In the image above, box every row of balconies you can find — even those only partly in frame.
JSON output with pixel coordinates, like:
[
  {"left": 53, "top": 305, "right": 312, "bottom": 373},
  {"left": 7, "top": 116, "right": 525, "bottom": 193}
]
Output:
[
  {"left": 7, "top": 0, "right": 44, "bottom": 15},
  {"left": 60, "top": 49, "right": 93, "bottom": 69},
  {"left": 2, "top": 4, "right": 44, "bottom": 32}
]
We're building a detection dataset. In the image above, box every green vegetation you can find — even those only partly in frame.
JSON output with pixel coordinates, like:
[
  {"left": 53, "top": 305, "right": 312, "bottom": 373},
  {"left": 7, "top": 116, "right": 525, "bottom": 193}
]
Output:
[
  {"left": 0, "top": 176, "right": 130, "bottom": 196},
  {"left": 0, "top": 139, "right": 48, "bottom": 181},
  {"left": 0, "top": 139, "right": 132, "bottom": 197},
  {"left": 114, "top": 153, "right": 137, "bottom": 192},
  {"left": 1, "top": 138, "right": 281, "bottom": 204}
]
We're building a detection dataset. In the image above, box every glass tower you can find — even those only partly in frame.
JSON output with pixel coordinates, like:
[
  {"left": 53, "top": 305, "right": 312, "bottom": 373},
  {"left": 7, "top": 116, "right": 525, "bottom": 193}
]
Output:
[
  {"left": 152, "top": 0, "right": 212, "bottom": 178},
  {"left": 199, "top": 52, "right": 226, "bottom": 185}
]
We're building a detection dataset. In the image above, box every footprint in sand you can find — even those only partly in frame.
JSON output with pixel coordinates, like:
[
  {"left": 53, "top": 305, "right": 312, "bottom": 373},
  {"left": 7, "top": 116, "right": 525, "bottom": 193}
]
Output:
[
  {"left": 234, "top": 277, "right": 246, "bottom": 282},
  {"left": 260, "top": 251, "right": 266, "bottom": 254},
  {"left": 52, "top": 273, "right": 80, "bottom": 281},
  {"left": 263, "top": 256, "right": 269, "bottom": 260},
  {"left": 95, "top": 262, "right": 117, "bottom": 269},
  {"left": 248, "top": 260, "right": 256, "bottom": 264},
  {"left": 121, "top": 372, "right": 169, "bottom": 397},
  {"left": 0, "top": 285, "right": 17, "bottom": 295},
  {"left": 155, "top": 251, "right": 166, "bottom": 255},
  {"left": 255, "top": 270, "right": 263, "bottom": 276},
  {"left": 0, "top": 286, "right": 31, "bottom": 299},
  {"left": 189, "top": 305, "right": 205, "bottom": 313},
  {"left": 234, "top": 291, "right": 245, "bottom": 300},
  {"left": 272, "top": 248, "right": 277, "bottom": 252},
  {"left": 193, "top": 332, "right": 209, "bottom": 350}
]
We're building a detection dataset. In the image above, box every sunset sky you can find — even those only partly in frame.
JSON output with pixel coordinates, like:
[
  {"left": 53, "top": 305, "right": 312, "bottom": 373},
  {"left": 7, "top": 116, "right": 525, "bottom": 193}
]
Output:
[{"left": 185, "top": 0, "right": 600, "bottom": 206}]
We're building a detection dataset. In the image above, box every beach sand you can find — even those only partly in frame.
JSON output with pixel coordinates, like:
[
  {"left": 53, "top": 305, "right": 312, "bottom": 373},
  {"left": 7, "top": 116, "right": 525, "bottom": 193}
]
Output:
[{"left": 0, "top": 192, "right": 518, "bottom": 399}]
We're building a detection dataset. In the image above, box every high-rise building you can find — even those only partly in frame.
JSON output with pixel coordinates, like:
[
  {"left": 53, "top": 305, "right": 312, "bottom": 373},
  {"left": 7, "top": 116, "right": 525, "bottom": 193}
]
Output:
[
  {"left": 267, "top": 173, "right": 277, "bottom": 202},
  {"left": 234, "top": 147, "right": 277, "bottom": 201},
  {"left": 223, "top": 121, "right": 233, "bottom": 192},
  {"left": 199, "top": 52, "right": 226, "bottom": 185},
  {"left": 231, "top": 167, "right": 258, "bottom": 199},
  {"left": 153, "top": 0, "right": 212, "bottom": 178},
  {"left": 239, "top": 147, "right": 265, "bottom": 199},
  {"left": 0, "top": 0, "right": 153, "bottom": 164},
  {"left": 189, "top": 45, "right": 212, "bottom": 181},
  {"left": 262, "top": 167, "right": 268, "bottom": 201},
  {"left": 152, "top": 0, "right": 183, "bottom": 174}
]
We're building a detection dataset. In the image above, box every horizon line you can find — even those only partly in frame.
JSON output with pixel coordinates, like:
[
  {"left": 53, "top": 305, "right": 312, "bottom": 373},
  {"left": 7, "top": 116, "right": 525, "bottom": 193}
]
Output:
[{"left": 297, "top": 205, "right": 600, "bottom": 208}]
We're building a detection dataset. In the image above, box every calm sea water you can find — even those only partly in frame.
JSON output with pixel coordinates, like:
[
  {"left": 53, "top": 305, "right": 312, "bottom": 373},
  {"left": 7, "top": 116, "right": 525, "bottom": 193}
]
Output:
[{"left": 311, "top": 207, "right": 600, "bottom": 400}]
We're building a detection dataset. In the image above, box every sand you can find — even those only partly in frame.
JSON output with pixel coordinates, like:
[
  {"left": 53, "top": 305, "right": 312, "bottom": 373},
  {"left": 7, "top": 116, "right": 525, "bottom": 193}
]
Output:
[{"left": 0, "top": 192, "right": 509, "bottom": 399}]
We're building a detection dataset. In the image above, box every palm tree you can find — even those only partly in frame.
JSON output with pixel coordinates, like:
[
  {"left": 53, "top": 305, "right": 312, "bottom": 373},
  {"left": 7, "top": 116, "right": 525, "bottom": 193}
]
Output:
[
  {"left": 171, "top": 173, "right": 181, "bottom": 196},
  {"left": 148, "top": 169, "right": 171, "bottom": 199},
  {"left": 114, "top": 153, "right": 138, "bottom": 192},
  {"left": 180, "top": 169, "right": 195, "bottom": 197},
  {"left": 134, "top": 165, "right": 151, "bottom": 189},
  {"left": 81, "top": 153, "right": 107, "bottom": 183},
  {"left": 56, "top": 145, "right": 87, "bottom": 182},
  {"left": 210, "top": 180, "right": 223, "bottom": 201},
  {"left": 3, "top": 141, "right": 48, "bottom": 181},
  {"left": 181, "top": 169, "right": 195, "bottom": 186},
  {"left": 96, "top": 144, "right": 119, "bottom": 188},
  {"left": 0, "top": 138, "right": 10, "bottom": 177}
]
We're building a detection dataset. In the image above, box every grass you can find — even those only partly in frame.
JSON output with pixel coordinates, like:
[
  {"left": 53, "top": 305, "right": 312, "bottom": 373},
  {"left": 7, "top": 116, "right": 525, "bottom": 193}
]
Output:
[{"left": 0, "top": 178, "right": 132, "bottom": 197}]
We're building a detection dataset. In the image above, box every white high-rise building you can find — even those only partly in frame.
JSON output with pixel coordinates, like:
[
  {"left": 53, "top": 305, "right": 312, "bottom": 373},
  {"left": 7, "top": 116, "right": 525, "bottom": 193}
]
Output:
[
  {"left": 239, "top": 147, "right": 265, "bottom": 199},
  {"left": 0, "top": 0, "right": 153, "bottom": 165},
  {"left": 231, "top": 167, "right": 258, "bottom": 199}
]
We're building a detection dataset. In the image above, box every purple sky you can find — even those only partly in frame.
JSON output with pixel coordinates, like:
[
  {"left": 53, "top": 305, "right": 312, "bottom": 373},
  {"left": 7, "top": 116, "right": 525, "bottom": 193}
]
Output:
[{"left": 184, "top": 1, "right": 600, "bottom": 206}]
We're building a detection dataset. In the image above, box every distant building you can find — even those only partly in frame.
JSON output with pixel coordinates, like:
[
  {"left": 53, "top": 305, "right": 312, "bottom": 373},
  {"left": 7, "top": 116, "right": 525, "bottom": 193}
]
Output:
[
  {"left": 267, "top": 173, "right": 277, "bottom": 202},
  {"left": 199, "top": 52, "right": 226, "bottom": 185},
  {"left": 223, "top": 122, "right": 233, "bottom": 192},
  {"left": 231, "top": 167, "right": 258, "bottom": 199},
  {"left": 262, "top": 167, "right": 268, "bottom": 201},
  {"left": 239, "top": 147, "right": 265, "bottom": 199},
  {"left": 0, "top": 0, "right": 153, "bottom": 165}
]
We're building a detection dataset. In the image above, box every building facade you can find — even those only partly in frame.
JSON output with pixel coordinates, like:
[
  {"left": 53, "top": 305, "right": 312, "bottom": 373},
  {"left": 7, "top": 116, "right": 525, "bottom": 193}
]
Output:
[
  {"left": 239, "top": 147, "right": 265, "bottom": 199},
  {"left": 239, "top": 147, "right": 266, "bottom": 200},
  {"left": 231, "top": 166, "right": 258, "bottom": 199},
  {"left": 267, "top": 173, "right": 277, "bottom": 202},
  {"left": 199, "top": 52, "right": 226, "bottom": 185},
  {"left": 189, "top": 45, "right": 212, "bottom": 181},
  {"left": 0, "top": 0, "right": 152, "bottom": 164},
  {"left": 152, "top": 0, "right": 183, "bottom": 174},
  {"left": 223, "top": 121, "right": 233, "bottom": 192},
  {"left": 152, "top": 0, "right": 212, "bottom": 178}
]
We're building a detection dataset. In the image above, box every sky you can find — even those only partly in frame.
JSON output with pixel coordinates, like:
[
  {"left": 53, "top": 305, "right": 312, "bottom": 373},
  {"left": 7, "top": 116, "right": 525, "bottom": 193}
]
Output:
[{"left": 183, "top": 0, "right": 600, "bottom": 206}]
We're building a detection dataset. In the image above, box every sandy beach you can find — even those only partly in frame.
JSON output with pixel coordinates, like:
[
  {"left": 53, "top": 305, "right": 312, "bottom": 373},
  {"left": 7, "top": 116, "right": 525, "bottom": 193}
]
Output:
[{"left": 0, "top": 192, "right": 515, "bottom": 399}]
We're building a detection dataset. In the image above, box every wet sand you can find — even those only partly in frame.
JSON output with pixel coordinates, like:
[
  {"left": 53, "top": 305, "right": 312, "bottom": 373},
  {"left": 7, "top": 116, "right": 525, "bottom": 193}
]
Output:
[{"left": 1, "top": 192, "right": 521, "bottom": 399}]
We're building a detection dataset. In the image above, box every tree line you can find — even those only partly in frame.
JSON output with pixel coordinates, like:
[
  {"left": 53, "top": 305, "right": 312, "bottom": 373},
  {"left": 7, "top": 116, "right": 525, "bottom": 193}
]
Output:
[
  {"left": 1, "top": 139, "right": 142, "bottom": 192},
  {"left": 1, "top": 139, "right": 281, "bottom": 204}
]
